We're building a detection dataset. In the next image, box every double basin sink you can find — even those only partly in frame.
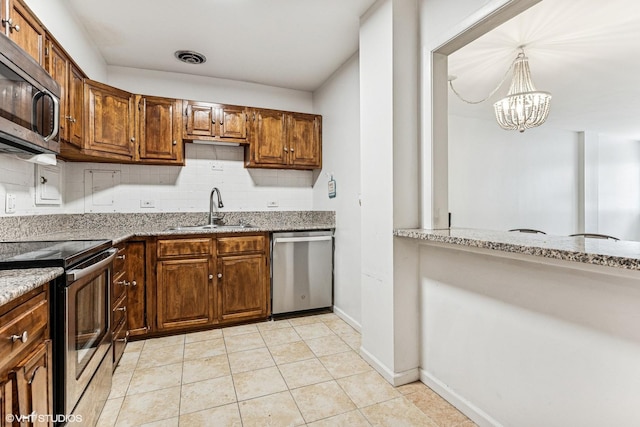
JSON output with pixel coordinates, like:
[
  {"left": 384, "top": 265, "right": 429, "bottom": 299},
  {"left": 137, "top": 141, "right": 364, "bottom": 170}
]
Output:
[{"left": 166, "top": 223, "right": 257, "bottom": 232}]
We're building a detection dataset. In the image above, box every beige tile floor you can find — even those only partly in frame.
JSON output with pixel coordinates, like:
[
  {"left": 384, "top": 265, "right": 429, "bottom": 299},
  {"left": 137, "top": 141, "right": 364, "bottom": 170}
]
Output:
[{"left": 96, "top": 313, "right": 477, "bottom": 427}]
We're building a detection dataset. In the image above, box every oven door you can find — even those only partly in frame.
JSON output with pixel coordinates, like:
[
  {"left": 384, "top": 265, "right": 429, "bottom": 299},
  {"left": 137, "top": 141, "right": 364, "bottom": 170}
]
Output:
[{"left": 64, "top": 248, "right": 116, "bottom": 415}]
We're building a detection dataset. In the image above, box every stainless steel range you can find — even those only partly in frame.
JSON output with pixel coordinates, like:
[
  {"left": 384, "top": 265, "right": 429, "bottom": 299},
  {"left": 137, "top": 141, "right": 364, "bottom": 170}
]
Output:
[{"left": 0, "top": 239, "right": 115, "bottom": 427}]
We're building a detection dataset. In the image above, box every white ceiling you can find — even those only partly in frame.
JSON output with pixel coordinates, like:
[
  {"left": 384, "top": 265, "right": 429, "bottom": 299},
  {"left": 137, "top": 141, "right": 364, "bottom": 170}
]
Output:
[
  {"left": 448, "top": 0, "right": 640, "bottom": 140},
  {"left": 65, "top": 0, "right": 377, "bottom": 92}
]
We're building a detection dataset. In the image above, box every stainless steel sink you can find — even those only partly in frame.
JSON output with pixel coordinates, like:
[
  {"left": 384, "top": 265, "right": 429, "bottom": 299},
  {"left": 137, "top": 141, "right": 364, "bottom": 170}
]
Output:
[{"left": 167, "top": 224, "right": 256, "bottom": 231}]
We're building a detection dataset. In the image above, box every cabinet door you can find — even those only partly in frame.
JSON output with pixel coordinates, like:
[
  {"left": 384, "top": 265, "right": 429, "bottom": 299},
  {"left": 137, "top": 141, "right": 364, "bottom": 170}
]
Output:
[
  {"left": 252, "top": 109, "right": 288, "bottom": 165},
  {"left": 44, "top": 39, "right": 68, "bottom": 141},
  {"left": 3, "top": 0, "right": 44, "bottom": 65},
  {"left": 184, "top": 101, "right": 216, "bottom": 138},
  {"left": 85, "top": 80, "right": 134, "bottom": 158},
  {"left": 156, "top": 258, "right": 215, "bottom": 331},
  {"left": 66, "top": 65, "right": 84, "bottom": 147},
  {"left": 1, "top": 377, "right": 14, "bottom": 427},
  {"left": 138, "top": 96, "right": 183, "bottom": 162},
  {"left": 217, "top": 254, "right": 267, "bottom": 322},
  {"left": 126, "top": 241, "right": 148, "bottom": 337},
  {"left": 289, "top": 113, "right": 321, "bottom": 168},
  {"left": 12, "top": 340, "right": 53, "bottom": 427},
  {"left": 219, "top": 105, "right": 247, "bottom": 140}
]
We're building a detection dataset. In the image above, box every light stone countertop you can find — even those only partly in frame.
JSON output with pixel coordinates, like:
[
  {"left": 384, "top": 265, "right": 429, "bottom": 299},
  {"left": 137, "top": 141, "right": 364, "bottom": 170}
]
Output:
[
  {"left": 394, "top": 228, "right": 640, "bottom": 271},
  {"left": 0, "top": 267, "right": 63, "bottom": 307}
]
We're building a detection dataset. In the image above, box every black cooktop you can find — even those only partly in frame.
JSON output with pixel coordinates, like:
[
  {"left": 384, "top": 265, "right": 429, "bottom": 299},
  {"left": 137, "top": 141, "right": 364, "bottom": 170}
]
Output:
[{"left": 0, "top": 239, "right": 112, "bottom": 269}]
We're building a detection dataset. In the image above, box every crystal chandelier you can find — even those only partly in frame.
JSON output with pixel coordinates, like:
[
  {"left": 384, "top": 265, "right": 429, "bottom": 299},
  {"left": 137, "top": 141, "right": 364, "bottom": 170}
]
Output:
[
  {"left": 449, "top": 47, "right": 552, "bottom": 132},
  {"left": 493, "top": 50, "right": 551, "bottom": 132}
]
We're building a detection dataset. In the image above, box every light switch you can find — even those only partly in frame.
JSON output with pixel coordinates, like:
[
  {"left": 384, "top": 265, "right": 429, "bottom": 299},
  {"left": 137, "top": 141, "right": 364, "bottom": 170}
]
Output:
[{"left": 5, "top": 193, "right": 16, "bottom": 214}]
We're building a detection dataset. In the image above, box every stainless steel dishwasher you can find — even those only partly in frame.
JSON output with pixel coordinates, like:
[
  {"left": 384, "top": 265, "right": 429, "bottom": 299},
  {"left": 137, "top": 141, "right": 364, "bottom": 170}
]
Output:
[{"left": 271, "top": 230, "right": 334, "bottom": 315}]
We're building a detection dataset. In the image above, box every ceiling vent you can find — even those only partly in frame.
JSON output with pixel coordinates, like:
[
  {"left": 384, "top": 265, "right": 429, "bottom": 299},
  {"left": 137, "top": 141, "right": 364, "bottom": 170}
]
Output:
[{"left": 174, "top": 50, "right": 207, "bottom": 64}]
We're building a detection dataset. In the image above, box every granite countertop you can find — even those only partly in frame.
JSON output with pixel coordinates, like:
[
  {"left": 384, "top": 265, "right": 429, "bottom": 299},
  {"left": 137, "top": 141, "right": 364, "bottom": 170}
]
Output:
[
  {"left": 394, "top": 228, "right": 640, "bottom": 271},
  {"left": 0, "top": 267, "right": 63, "bottom": 306}
]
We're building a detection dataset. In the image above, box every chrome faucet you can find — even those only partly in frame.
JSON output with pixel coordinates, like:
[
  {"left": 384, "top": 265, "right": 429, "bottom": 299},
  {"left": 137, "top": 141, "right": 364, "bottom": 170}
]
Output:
[{"left": 209, "top": 187, "right": 224, "bottom": 225}]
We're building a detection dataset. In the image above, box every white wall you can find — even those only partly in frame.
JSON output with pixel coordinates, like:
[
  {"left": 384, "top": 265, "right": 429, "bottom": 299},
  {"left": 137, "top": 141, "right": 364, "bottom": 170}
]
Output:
[
  {"left": 448, "top": 115, "right": 580, "bottom": 235},
  {"left": 419, "top": 244, "right": 640, "bottom": 427},
  {"left": 359, "top": 0, "right": 420, "bottom": 386},
  {"left": 597, "top": 135, "right": 640, "bottom": 240},
  {"left": 107, "top": 66, "right": 313, "bottom": 113},
  {"left": 312, "top": 54, "right": 362, "bottom": 328}
]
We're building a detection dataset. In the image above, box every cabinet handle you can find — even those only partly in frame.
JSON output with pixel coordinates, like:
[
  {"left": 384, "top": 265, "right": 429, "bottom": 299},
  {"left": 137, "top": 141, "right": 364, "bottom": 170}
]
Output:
[
  {"left": 217, "top": 273, "right": 222, "bottom": 279},
  {"left": 131, "top": 280, "right": 137, "bottom": 287},
  {"left": 115, "top": 306, "right": 127, "bottom": 312},
  {"left": 172, "top": 140, "right": 177, "bottom": 145},
  {"left": 117, "top": 254, "right": 126, "bottom": 260},
  {"left": 2, "top": 18, "right": 20, "bottom": 32},
  {"left": 10, "top": 331, "right": 28, "bottom": 343},
  {"left": 209, "top": 274, "right": 214, "bottom": 280},
  {"left": 116, "top": 280, "right": 130, "bottom": 287},
  {"left": 65, "top": 115, "right": 77, "bottom": 123}
]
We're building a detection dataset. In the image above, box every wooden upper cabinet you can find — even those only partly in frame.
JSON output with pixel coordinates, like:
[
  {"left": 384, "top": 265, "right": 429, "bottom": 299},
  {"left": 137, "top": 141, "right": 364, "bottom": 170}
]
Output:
[
  {"left": 84, "top": 79, "right": 135, "bottom": 159},
  {"left": 245, "top": 109, "right": 322, "bottom": 170},
  {"left": 183, "top": 100, "right": 248, "bottom": 143},
  {"left": 289, "top": 113, "right": 321, "bottom": 168},
  {"left": 66, "top": 64, "right": 84, "bottom": 147},
  {"left": 2, "top": 0, "right": 45, "bottom": 65},
  {"left": 137, "top": 96, "right": 183, "bottom": 163},
  {"left": 248, "top": 109, "right": 288, "bottom": 165}
]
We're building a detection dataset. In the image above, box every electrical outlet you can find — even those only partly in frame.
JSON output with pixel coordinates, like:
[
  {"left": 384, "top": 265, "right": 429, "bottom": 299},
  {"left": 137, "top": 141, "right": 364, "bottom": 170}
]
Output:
[
  {"left": 267, "top": 201, "right": 279, "bottom": 208},
  {"left": 211, "top": 161, "right": 224, "bottom": 172},
  {"left": 5, "top": 193, "right": 16, "bottom": 214},
  {"left": 140, "top": 200, "right": 155, "bottom": 208}
]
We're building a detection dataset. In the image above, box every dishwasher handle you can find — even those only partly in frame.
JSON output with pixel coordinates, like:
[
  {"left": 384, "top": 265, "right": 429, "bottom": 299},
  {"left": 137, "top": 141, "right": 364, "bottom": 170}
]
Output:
[{"left": 273, "top": 236, "right": 333, "bottom": 244}]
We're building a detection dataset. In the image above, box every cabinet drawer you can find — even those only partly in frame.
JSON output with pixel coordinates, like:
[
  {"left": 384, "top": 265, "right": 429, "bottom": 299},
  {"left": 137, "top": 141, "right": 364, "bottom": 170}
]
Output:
[
  {"left": 0, "top": 292, "right": 48, "bottom": 370},
  {"left": 112, "top": 270, "right": 127, "bottom": 302},
  {"left": 112, "top": 316, "right": 128, "bottom": 369},
  {"left": 217, "top": 235, "right": 266, "bottom": 255},
  {"left": 157, "top": 238, "right": 212, "bottom": 258},
  {"left": 113, "top": 244, "right": 127, "bottom": 275},
  {"left": 112, "top": 293, "right": 127, "bottom": 329}
]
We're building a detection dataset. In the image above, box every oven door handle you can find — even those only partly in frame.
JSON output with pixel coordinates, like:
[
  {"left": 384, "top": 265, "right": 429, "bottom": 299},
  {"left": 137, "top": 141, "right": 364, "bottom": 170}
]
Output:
[{"left": 66, "top": 248, "right": 117, "bottom": 282}]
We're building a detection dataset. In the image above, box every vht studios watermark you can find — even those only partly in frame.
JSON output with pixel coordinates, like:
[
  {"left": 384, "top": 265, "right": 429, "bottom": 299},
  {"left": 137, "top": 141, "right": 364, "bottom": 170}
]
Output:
[{"left": 6, "top": 412, "right": 83, "bottom": 424}]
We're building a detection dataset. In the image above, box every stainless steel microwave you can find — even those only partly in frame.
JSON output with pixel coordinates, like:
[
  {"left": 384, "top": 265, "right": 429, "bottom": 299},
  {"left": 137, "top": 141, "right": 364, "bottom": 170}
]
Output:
[{"left": 0, "top": 34, "right": 60, "bottom": 155}]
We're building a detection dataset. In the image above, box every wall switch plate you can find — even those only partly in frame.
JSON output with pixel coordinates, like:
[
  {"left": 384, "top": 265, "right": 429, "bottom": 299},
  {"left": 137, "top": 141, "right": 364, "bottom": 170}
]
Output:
[
  {"left": 140, "top": 200, "right": 155, "bottom": 208},
  {"left": 267, "top": 201, "right": 279, "bottom": 208},
  {"left": 5, "top": 193, "right": 16, "bottom": 214}
]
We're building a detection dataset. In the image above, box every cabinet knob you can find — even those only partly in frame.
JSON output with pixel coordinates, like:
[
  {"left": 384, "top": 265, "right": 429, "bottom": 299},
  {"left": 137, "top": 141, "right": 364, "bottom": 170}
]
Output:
[
  {"left": 117, "top": 254, "right": 126, "bottom": 260},
  {"left": 10, "top": 331, "right": 28, "bottom": 343},
  {"left": 2, "top": 18, "right": 20, "bottom": 32},
  {"left": 284, "top": 147, "right": 288, "bottom": 152},
  {"left": 131, "top": 280, "right": 137, "bottom": 287},
  {"left": 217, "top": 273, "right": 223, "bottom": 278},
  {"left": 116, "top": 306, "right": 127, "bottom": 312},
  {"left": 172, "top": 140, "right": 177, "bottom": 145},
  {"left": 290, "top": 148, "right": 294, "bottom": 152},
  {"left": 117, "top": 280, "right": 130, "bottom": 287},
  {"left": 65, "top": 115, "right": 77, "bottom": 123},
  {"left": 130, "top": 137, "right": 136, "bottom": 142},
  {"left": 209, "top": 274, "right": 214, "bottom": 280}
]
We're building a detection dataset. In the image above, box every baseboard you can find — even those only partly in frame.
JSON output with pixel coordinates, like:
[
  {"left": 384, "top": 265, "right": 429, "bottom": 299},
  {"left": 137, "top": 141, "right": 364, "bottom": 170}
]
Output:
[
  {"left": 332, "top": 306, "right": 361, "bottom": 333},
  {"left": 359, "top": 346, "right": 420, "bottom": 386},
  {"left": 420, "top": 369, "right": 503, "bottom": 427}
]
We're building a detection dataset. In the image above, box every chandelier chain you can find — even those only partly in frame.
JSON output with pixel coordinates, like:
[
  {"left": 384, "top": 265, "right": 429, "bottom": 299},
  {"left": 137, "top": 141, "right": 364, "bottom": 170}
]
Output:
[{"left": 448, "top": 55, "right": 519, "bottom": 105}]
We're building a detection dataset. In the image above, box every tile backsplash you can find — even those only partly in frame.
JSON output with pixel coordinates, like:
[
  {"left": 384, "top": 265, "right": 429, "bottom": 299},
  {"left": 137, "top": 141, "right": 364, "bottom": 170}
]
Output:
[{"left": 1, "top": 143, "right": 314, "bottom": 217}]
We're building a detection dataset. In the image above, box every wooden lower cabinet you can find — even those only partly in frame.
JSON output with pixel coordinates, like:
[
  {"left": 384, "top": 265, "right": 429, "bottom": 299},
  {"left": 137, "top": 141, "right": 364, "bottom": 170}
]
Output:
[
  {"left": 125, "top": 241, "right": 148, "bottom": 337},
  {"left": 151, "top": 233, "right": 269, "bottom": 335},
  {"left": 0, "top": 285, "right": 52, "bottom": 427},
  {"left": 217, "top": 254, "right": 267, "bottom": 322},
  {"left": 156, "top": 256, "right": 216, "bottom": 331}
]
